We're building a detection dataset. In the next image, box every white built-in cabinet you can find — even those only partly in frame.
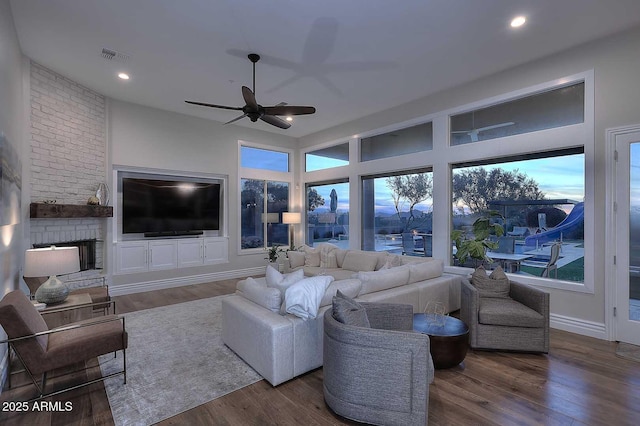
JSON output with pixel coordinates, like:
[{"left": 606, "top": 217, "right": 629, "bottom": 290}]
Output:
[{"left": 115, "top": 237, "right": 228, "bottom": 274}]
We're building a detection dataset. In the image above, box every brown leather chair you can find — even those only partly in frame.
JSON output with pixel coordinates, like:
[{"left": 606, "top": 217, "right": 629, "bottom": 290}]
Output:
[{"left": 0, "top": 290, "right": 127, "bottom": 400}]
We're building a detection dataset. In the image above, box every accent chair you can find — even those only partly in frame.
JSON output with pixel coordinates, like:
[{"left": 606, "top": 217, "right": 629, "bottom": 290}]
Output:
[
  {"left": 323, "top": 302, "right": 433, "bottom": 425},
  {"left": 0, "top": 290, "right": 127, "bottom": 400}
]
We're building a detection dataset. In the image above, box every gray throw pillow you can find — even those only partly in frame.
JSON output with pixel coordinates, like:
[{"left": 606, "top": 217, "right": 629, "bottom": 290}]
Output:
[
  {"left": 332, "top": 289, "right": 370, "bottom": 328},
  {"left": 471, "top": 266, "right": 511, "bottom": 298}
]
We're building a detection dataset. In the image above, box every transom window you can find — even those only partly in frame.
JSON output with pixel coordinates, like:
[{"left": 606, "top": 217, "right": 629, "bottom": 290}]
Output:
[
  {"left": 450, "top": 82, "right": 584, "bottom": 145},
  {"left": 240, "top": 146, "right": 289, "bottom": 172},
  {"left": 360, "top": 122, "right": 433, "bottom": 162}
]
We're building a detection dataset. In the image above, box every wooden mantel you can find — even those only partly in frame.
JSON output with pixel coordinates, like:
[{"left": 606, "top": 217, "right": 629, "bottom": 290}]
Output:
[{"left": 30, "top": 203, "right": 113, "bottom": 219}]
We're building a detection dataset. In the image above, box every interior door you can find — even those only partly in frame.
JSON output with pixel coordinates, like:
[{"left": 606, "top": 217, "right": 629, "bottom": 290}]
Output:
[{"left": 614, "top": 130, "right": 640, "bottom": 345}]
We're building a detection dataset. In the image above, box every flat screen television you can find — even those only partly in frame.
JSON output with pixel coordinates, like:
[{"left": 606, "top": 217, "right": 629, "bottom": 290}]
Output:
[{"left": 122, "top": 177, "right": 221, "bottom": 236}]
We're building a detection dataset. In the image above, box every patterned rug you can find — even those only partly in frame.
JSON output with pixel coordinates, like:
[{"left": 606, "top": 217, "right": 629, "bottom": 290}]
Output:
[
  {"left": 99, "top": 295, "right": 263, "bottom": 426},
  {"left": 616, "top": 342, "right": 640, "bottom": 363}
]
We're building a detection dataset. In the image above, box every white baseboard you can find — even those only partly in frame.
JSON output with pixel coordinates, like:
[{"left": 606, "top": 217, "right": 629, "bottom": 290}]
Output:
[
  {"left": 550, "top": 313, "right": 607, "bottom": 340},
  {"left": 109, "top": 266, "right": 266, "bottom": 296}
]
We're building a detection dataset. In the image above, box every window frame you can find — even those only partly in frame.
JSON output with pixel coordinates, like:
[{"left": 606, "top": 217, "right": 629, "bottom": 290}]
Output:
[{"left": 238, "top": 141, "right": 294, "bottom": 255}]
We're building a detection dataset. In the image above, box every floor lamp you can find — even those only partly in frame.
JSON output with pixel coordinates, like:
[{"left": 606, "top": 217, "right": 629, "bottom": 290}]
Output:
[{"left": 282, "top": 212, "right": 301, "bottom": 250}]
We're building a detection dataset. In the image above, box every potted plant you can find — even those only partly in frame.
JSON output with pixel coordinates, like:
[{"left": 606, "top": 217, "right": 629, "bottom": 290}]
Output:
[
  {"left": 265, "top": 244, "right": 286, "bottom": 264},
  {"left": 451, "top": 211, "right": 505, "bottom": 267}
]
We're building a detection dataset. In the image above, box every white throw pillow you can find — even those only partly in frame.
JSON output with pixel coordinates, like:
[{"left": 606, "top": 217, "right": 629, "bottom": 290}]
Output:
[
  {"left": 236, "top": 277, "right": 282, "bottom": 313},
  {"left": 319, "top": 244, "right": 338, "bottom": 268},
  {"left": 408, "top": 259, "right": 444, "bottom": 283},
  {"left": 284, "top": 275, "right": 334, "bottom": 320},
  {"left": 265, "top": 265, "right": 305, "bottom": 296},
  {"left": 302, "top": 245, "right": 321, "bottom": 267},
  {"left": 357, "top": 265, "right": 411, "bottom": 295},
  {"left": 287, "top": 250, "right": 305, "bottom": 269}
]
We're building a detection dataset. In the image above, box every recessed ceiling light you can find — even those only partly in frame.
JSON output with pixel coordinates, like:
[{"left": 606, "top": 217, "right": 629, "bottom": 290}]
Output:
[
  {"left": 118, "top": 72, "right": 130, "bottom": 80},
  {"left": 285, "top": 116, "right": 293, "bottom": 122},
  {"left": 510, "top": 16, "right": 526, "bottom": 28}
]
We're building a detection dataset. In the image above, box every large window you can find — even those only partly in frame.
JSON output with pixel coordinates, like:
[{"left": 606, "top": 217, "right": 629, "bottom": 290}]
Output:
[
  {"left": 306, "top": 181, "right": 349, "bottom": 247},
  {"left": 240, "top": 179, "right": 289, "bottom": 249},
  {"left": 451, "top": 149, "right": 585, "bottom": 283},
  {"left": 362, "top": 170, "right": 433, "bottom": 254}
]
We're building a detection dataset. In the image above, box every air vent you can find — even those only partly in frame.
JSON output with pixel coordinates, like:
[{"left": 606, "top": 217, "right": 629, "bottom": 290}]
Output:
[{"left": 101, "top": 48, "right": 130, "bottom": 62}]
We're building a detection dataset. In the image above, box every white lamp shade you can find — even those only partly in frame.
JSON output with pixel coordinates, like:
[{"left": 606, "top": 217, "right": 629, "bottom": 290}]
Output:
[
  {"left": 24, "top": 246, "right": 80, "bottom": 277},
  {"left": 261, "top": 212, "right": 281, "bottom": 224},
  {"left": 282, "top": 212, "right": 301, "bottom": 224}
]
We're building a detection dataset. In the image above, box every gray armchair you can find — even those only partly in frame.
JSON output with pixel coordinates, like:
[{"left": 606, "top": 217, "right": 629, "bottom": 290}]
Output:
[
  {"left": 460, "top": 278, "right": 549, "bottom": 353},
  {"left": 323, "top": 303, "right": 433, "bottom": 426}
]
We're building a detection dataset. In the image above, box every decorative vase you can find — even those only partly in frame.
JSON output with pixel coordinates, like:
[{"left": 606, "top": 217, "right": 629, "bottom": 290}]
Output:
[
  {"left": 96, "top": 183, "right": 110, "bottom": 206},
  {"left": 35, "top": 276, "right": 70, "bottom": 304}
]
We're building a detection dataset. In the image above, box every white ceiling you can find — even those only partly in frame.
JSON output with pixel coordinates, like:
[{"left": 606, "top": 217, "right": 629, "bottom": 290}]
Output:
[{"left": 10, "top": 0, "right": 640, "bottom": 138}]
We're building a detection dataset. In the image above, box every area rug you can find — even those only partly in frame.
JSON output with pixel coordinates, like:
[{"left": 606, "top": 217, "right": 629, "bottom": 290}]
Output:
[
  {"left": 616, "top": 342, "right": 640, "bottom": 363},
  {"left": 99, "top": 295, "right": 263, "bottom": 426}
]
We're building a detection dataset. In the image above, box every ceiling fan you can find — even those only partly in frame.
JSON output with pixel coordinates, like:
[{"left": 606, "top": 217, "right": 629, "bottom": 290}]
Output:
[
  {"left": 451, "top": 118, "right": 515, "bottom": 142},
  {"left": 185, "top": 53, "right": 316, "bottom": 129}
]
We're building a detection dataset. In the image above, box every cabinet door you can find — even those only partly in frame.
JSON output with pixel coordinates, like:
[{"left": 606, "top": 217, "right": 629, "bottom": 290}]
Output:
[
  {"left": 148, "top": 240, "right": 178, "bottom": 271},
  {"left": 203, "top": 237, "right": 228, "bottom": 264},
  {"left": 117, "top": 241, "right": 148, "bottom": 274},
  {"left": 178, "top": 239, "right": 204, "bottom": 267}
]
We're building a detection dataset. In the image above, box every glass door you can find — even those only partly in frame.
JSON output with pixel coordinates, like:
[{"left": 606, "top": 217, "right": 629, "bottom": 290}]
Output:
[{"left": 615, "top": 132, "right": 640, "bottom": 345}]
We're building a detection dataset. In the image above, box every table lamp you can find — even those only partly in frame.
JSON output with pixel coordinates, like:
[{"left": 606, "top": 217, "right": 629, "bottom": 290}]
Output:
[
  {"left": 24, "top": 246, "right": 80, "bottom": 304},
  {"left": 282, "top": 212, "right": 301, "bottom": 250}
]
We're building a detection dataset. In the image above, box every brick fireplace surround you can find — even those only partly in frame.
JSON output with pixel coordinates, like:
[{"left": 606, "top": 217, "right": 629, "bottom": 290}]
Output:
[{"left": 28, "top": 62, "right": 108, "bottom": 289}]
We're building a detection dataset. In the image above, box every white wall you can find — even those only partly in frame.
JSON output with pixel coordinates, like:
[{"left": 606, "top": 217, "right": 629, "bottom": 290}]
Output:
[
  {"left": 299, "top": 25, "right": 640, "bottom": 333},
  {"left": 0, "top": 0, "right": 25, "bottom": 384},
  {"left": 109, "top": 100, "right": 297, "bottom": 287}
]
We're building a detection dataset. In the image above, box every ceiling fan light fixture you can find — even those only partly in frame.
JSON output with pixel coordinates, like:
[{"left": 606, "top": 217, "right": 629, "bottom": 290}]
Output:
[
  {"left": 510, "top": 16, "right": 526, "bottom": 28},
  {"left": 117, "top": 72, "right": 130, "bottom": 80},
  {"left": 285, "top": 116, "right": 293, "bottom": 122}
]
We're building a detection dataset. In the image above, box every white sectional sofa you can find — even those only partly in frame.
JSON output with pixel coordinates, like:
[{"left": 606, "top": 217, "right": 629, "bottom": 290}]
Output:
[{"left": 221, "top": 245, "right": 461, "bottom": 386}]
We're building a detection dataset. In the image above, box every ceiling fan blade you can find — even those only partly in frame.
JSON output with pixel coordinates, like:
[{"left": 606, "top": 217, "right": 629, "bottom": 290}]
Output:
[
  {"left": 475, "top": 122, "right": 515, "bottom": 132},
  {"left": 260, "top": 114, "right": 291, "bottom": 129},
  {"left": 224, "top": 113, "right": 248, "bottom": 125},
  {"left": 185, "top": 100, "right": 243, "bottom": 111},
  {"left": 262, "top": 105, "right": 316, "bottom": 116},
  {"left": 242, "top": 86, "right": 258, "bottom": 109}
]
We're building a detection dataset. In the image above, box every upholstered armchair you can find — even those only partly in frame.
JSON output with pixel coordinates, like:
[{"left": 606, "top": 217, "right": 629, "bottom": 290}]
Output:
[
  {"left": 0, "top": 290, "right": 127, "bottom": 400},
  {"left": 323, "top": 302, "right": 433, "bottom": 426},
  {"left": 460, "top": 277, "right": 549, "bottom": 353}
]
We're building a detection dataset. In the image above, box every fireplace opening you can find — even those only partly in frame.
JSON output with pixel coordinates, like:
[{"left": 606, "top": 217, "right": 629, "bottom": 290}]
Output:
[{"left": 33, "top": 239, "right": 98, "bottom": 271}]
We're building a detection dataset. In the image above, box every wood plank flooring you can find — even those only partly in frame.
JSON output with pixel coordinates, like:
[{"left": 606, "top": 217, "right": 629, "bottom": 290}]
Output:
[{"left": 2, "top": 278, "right": 639, "bottom": 426}]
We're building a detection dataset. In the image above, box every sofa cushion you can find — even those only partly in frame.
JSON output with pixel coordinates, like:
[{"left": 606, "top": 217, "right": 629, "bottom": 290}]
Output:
[
  {"left": 356, "top": 265, "right": 411, "bottom": 296},
  {"left": 320, "top": 278, "right": 363, "bottom": 307},
  {"left": 341, "top": 251, "right": 379, "bottom": 272},
  {"left": 408, "top": 259, "right": 444, "bottom": 284},
  {"left": 236, "top": 277, "right": 282, "bottom": 313},
  {"left": 334, "top": 249, "right": 348, "bottom": 268},
  {"left": 332, "top": 289, "right": 370, "bottom": 327},
  {"left": 284, "top": 275, "right": 334, "bottom": 320},
  {"left": 265, "top": 265, "right": 305, "bottom": 296},
  {"left": 319, "top": 244, "right": 339, "bottom": 268},
  {"left": 380, "top": 254, "right": 403, "bottom": 270},
  {"left": 478, "top": 297, "right": 544, "bottom": 328},
  {"left": 303, "top": 246, "right": 321, "bottom": 267},
  {"left": 287, "top": 250, "right": 305, "bottom": 269},
  {"left": 471, "top": 266, "right": 510, "bottom": 298}
]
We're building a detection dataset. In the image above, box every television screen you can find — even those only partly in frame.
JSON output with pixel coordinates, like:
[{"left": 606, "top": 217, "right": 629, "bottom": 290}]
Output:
[{"left": 122, "top": 177, "right": 221, "bottom": 234}]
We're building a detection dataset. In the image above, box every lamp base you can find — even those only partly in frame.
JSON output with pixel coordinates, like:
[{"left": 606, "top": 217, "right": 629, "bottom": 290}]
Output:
[{"left": 35, "top": 275, "right": 69, "bottom": 304}]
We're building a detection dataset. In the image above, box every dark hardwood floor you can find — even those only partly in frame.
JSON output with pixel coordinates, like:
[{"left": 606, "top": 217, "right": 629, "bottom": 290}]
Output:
[{"left": 2, "top": 278, "right": 639, "bottom": 426}]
